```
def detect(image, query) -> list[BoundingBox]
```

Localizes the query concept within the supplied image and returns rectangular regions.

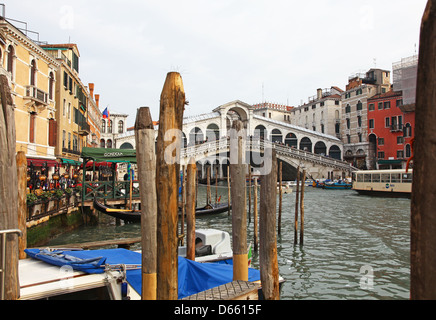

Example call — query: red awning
[27,158,59,167]
[79,161,116,169]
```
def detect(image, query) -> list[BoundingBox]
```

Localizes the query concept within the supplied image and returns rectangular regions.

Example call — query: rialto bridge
[115,100,356,180]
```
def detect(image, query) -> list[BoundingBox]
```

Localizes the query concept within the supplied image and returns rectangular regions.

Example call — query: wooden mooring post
[0,74,20,300]
[294,166,300,245]
[186,160,196,261]
[410,0,436,300]
[230,120,248,281]
[300,169,306,246]
[259,149,279,300]
[134,106,157,300]
[278,161,282,235]
[17,151,27,260]
[155,72,185,300]
[253,177,259,252]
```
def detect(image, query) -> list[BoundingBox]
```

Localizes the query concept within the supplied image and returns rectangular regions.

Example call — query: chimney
[95,94,100,107]
[317,88,323,100]
[88,83,94,99]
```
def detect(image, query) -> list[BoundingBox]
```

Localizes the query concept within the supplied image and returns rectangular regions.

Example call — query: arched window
[108,120,112,133]
[100,139,105,148]
[271,129,282,143]
[405,144,412,158]
[30,59,37,86]
[345,104,351,113]
[7,45,14,79]
[118,120,124,133]
[49,72,54,100]
[102,119,106,133]
[107,139,112,148]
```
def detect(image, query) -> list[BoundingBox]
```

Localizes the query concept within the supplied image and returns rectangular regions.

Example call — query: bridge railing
[180,137,357,171]
[81,180,140,201]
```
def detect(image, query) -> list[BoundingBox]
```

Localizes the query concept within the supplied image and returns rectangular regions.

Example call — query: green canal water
[47,183,411,300]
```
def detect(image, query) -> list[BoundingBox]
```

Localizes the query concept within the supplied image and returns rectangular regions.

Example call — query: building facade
[100,111,129,149]
[41,43,91,166]
[341,69,391,169]
[290,87,343,138]
[0,17,59,170]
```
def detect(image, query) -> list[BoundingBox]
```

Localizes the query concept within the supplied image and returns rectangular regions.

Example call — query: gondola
[93,198,231,223]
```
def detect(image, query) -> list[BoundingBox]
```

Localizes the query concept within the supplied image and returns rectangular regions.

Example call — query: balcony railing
[25,85,48,106]
[390,124,403,132]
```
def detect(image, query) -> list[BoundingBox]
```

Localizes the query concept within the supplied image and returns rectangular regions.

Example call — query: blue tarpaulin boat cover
[25,248,260,299]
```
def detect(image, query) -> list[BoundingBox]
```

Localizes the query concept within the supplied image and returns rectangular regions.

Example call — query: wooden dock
[182,280,260,300]
[42,237,142,250]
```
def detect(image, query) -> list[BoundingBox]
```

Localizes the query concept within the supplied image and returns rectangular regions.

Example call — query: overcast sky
[2,0,428,126]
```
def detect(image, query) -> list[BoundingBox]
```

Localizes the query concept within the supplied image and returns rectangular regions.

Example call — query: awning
[60,158,82,166]
[79,161,116,169]
[378,159,404,165]
[81,147,136,163]
[27,158,59,167]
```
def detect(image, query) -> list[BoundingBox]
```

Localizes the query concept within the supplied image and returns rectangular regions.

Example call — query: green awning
[378,159,403,164]
[60,158,82,166]
[81,147,137,163]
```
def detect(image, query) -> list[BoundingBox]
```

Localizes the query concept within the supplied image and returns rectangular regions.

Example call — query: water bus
[352,169,412,198]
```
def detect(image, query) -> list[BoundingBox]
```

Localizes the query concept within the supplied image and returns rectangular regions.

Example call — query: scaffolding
[393,55,418,106]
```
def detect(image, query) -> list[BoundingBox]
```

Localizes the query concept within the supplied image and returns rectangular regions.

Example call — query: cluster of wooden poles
[134,72,281,300]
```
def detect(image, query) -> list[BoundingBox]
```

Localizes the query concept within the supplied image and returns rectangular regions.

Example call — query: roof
[368,90,402,101]
[40,43,80,56]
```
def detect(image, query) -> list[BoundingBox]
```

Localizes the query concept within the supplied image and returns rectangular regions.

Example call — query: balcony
[25,85,49,106]
[390,124,403,132]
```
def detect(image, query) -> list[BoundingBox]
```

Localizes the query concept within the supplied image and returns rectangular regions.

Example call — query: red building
[367,90,415,169]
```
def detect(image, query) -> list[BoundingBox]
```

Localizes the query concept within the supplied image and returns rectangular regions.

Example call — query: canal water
[47,183,411,300]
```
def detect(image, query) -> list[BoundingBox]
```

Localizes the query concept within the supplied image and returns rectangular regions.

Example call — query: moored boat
[352,169,412,198]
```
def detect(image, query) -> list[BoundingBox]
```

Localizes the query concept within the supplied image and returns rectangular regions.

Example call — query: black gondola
[93,198,231,223]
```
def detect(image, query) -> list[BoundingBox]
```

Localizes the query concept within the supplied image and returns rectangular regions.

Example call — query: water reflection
[47,184,410,300]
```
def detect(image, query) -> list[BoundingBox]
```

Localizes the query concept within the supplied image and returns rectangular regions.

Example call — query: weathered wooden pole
[411,0,436,300]
[230,120,248,281]
[155,72,185,300]
[16,151,27,260]
[248,165,252,223]
[227,166,231,216]
[180,165,185,246]
[206,166,211,204]
[294,166,300,245]
[259,149,279,300]
[300,169,306,246]
[186,159,197,261]
[215,166,218,203]
[253,177,259,252]
[0,74,20,300]
[134,106,157,300]
[278,161,282,236]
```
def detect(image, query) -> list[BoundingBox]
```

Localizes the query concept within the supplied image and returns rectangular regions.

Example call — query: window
[347,135,351,144]
[397,150,404,159]
[357,101,363,111]
[345,104,351,113]
[358,133,362,142]
[108,120,112,133]
[62,130,66,148]
[100,139,105,148]
[107,139,112,148]
[102,119,106,133]
[397,136,404,144]
[385,117,390,128]
[29,112,36,143]
[357,116,362,127]
[49,72,54,100]
[384,101,391,109]
[269,113,271,118]
[118,120,124,133]
[378,102,383,110]
[396,99,403,107]
[404,123,412,137]
[406,144,412,158]
[369,119,374,129]
[368,103,375,111]
[346,118,350,129]
[378,152,385,159]
[63,99,66,117]
[63,71,68,88]
[378,138,384,146]
[68,133,71,149]
[7,45,14,80]
[30,59,36,86]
